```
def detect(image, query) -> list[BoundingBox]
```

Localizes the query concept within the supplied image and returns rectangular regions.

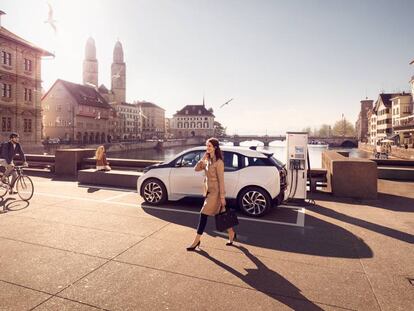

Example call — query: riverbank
[359,142,414,160]
[42,137,205,155]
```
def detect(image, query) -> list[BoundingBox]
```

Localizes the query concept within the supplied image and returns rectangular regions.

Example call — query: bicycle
[0,165,34,201]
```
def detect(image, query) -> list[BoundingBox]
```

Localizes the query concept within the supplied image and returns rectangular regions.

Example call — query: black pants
[197,213,209,235]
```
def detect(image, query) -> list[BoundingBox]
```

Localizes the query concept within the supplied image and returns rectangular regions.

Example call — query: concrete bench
[78,169,143,189]
[322,151,377,199]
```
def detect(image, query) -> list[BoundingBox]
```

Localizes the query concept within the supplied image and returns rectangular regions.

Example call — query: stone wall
[359,142,414,160]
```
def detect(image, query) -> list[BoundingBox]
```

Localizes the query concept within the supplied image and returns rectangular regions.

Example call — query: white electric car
[137,146,287,217]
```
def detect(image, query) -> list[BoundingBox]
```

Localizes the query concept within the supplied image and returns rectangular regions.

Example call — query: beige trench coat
[194,157,226,216]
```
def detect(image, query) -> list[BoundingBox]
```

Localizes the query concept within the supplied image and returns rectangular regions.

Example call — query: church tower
[111,41,126,103]
[83,37,98,86]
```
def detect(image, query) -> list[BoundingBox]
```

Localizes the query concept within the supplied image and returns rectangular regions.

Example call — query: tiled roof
[98,84,109,94]
[44,79,112,109]
[174,105,214,117]
[374,93,405,110]
[0,26,54,57]
[136,101,165,110]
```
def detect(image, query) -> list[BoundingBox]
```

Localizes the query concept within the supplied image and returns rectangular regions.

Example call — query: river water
[107,141,370,168]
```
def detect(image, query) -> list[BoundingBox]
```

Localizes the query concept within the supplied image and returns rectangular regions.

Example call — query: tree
[214,121,226,137]
[302,127,312,135]
[332,118,355,137]
[318,124,332,138]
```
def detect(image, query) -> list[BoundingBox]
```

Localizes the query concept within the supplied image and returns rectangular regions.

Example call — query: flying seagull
[112,68,123,80]
[44,2,57,33]
[138,106,148,119]
[220,98,233,108]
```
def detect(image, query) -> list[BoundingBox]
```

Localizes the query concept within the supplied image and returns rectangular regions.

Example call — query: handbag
[215,208,239,232]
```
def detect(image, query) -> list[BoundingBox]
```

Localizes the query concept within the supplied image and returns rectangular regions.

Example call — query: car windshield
[270,156,285,168]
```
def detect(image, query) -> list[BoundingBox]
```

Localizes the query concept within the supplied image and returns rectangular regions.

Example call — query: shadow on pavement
[307,203,413,244]
[311,191,414,213]
[0,197,29,213]
[197,245,324,310]
[142,201,373,259]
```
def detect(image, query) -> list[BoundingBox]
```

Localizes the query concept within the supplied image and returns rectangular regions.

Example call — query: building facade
[42,79,112,144]
[171,105,215,138]
[391,93,412,128]
[0,19,53,151]
[374,93,395,141]
[136,101,165,139]
[393,60,414,147]
[355,99,373,142]
[112,102,141,140]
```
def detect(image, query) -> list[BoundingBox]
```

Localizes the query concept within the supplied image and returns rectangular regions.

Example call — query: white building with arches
[171,104,215,138]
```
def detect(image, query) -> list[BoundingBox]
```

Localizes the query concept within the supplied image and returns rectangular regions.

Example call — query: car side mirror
[175,162,182,167]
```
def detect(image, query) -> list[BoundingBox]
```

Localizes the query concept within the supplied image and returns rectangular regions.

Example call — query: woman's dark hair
[207,137,223,161]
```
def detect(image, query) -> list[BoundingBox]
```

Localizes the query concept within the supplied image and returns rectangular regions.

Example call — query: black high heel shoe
[226,232,237,246]
[186,241,201,251]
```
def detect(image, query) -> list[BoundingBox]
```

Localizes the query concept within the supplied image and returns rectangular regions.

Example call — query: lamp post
[342,113,345,137]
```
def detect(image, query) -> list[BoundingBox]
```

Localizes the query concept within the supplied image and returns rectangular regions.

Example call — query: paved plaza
[0,176,413,310]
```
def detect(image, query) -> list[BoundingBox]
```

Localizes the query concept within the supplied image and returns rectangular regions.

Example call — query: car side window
[223,152,239,172]
[242,156,269,167]
[180,151,203,168]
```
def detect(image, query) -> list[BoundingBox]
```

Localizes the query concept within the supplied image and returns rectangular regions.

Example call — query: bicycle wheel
[16,175,34,201]
[0,176,9,198]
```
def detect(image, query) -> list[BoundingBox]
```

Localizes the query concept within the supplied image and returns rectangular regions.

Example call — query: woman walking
[186,137,236,251]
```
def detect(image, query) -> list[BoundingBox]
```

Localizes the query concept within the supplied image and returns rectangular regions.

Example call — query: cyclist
[0,133,28,194]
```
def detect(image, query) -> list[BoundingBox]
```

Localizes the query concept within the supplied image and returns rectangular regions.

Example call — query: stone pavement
[0,176,413,310]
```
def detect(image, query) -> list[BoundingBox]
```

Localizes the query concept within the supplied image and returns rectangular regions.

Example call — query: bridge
[223,135,358,147]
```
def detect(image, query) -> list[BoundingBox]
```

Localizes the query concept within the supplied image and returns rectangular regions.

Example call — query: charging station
[286,132,308,200]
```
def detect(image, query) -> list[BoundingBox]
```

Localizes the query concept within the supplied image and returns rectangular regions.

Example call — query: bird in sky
[112,68,123,80]
[138,106,148,119]
[44,2,57,33]
[220,98,233,108]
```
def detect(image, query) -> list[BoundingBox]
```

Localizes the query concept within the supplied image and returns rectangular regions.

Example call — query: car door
[169,150,205,196]
[222,151,240,198]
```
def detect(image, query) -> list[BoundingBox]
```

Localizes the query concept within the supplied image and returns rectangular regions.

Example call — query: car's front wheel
[141,178,167,205]
[238,186,271,217]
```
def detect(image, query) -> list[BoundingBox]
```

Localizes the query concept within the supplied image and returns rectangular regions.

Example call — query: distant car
[48,138,60,144]
[137,146,287,217]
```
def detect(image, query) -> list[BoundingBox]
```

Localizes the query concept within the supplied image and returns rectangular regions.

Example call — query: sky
[1,0,414,135]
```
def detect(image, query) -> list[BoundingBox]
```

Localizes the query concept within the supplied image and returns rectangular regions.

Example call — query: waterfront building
[42,79,112,143]
[135,101,165,139]
[393,60,414,147]
[0,11,53,151]
[171,104,215,138]
[374,93,399,141]
[80,38,128,141]
[165,117,173,139]
[391,93,412,128]
[356,99,373,142]
[369,106,377,145]
[113,102,141,140]
[366,108,372,144]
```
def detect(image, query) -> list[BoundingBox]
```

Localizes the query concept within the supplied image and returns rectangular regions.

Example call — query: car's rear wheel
[141,178,167,205]
[238,186,271,217]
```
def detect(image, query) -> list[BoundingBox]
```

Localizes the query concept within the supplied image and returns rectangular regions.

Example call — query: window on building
[2,51,11,66]
[2,83,11,98]
[23,119,32,132]
[24,58,33,71]
[24,88,32,101]
[1,117,12,132]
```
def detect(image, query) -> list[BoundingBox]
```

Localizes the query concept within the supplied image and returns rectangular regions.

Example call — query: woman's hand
[202,152,209,161]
